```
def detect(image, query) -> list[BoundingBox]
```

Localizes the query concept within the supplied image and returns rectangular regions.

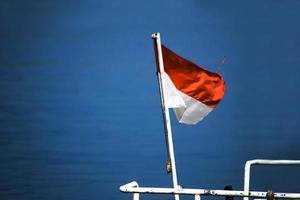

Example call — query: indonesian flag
[158,45,226,124]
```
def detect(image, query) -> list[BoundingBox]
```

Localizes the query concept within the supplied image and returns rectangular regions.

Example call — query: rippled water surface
[1,1,300,200]
[0,66,299,200]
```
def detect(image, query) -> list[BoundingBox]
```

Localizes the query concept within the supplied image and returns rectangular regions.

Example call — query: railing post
[195,194,201,200]
[133,193,139,200]
[243,159,300,200]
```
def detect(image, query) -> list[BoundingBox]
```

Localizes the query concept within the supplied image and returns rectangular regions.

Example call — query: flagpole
[152,32,180,200]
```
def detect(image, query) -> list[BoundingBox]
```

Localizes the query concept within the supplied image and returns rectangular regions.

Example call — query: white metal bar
[120,181,300,199]
[152,32,180,200]
[120,181,139,191]
[152,33,172,172]
[244,159,300,200]
[195,194,201,200]
[133,193,139,200]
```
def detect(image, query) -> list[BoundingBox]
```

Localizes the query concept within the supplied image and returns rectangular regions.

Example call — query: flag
[159,45,226,124]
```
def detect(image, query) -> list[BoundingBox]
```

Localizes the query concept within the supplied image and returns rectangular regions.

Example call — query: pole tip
[151,32,160,39]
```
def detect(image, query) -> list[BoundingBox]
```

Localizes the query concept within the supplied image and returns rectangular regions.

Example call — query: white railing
[120,159,300,200]
[243,159,300,200]
[120,181,300,200]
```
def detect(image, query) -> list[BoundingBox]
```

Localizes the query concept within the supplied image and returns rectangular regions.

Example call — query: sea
[0,66,299,200]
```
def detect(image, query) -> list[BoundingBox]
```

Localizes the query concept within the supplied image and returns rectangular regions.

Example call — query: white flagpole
[152,32,180,200]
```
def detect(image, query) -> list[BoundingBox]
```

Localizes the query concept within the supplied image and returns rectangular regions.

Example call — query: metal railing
[243,159,300,200]
[120,159,300,200]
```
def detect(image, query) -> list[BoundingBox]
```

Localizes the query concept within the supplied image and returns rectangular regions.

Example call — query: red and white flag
[159,45,226,124]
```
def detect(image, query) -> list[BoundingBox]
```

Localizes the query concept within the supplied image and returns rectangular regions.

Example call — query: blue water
[0,66,299,200]
[1,1,300,200]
